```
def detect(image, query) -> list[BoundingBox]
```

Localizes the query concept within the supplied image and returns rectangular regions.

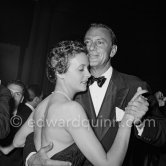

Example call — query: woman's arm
[65,89,147,166]
[65,101,133,166]
[13,111,34,147]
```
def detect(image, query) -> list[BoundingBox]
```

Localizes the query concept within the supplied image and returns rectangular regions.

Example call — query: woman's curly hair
[46,40,88,83]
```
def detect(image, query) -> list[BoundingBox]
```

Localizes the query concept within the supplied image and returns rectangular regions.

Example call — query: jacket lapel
[98,70,129,140]
[75,69,129,141]
[76,90,97,126]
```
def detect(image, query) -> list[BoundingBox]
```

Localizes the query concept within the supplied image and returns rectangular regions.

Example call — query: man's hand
[125,87,149,124]
[27,143,71,166]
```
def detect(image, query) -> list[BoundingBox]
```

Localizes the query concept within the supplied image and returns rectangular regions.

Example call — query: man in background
[7,80,25,116]
[17,84,43,125]
[0,80,26,166]
[0,80,11,140]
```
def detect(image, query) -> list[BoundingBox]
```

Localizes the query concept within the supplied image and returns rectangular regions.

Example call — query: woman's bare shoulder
[62,101,86,118]
[34,94,51,118]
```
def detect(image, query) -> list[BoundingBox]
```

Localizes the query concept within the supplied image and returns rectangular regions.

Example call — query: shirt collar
[25,102,35,112]
[101,66,113,81]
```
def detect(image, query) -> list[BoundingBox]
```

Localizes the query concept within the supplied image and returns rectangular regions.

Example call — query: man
[24,23,166,166]
[7,80,25,116]
[153,91,166,166]
[17,84,43,125]
[0,82,11,140]
[0,80,26,166]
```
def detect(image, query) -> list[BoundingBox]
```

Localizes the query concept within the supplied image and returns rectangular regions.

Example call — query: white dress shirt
[25,103,35,112]
[89,67,144,135]
[89,67,113,116]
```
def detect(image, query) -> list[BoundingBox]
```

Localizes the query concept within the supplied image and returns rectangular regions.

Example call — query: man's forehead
[8,84,23,93]
[85,27,110,40]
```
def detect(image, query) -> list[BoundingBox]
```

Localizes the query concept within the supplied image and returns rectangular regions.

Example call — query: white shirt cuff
[136,125,144,136]
[25,152,36,166]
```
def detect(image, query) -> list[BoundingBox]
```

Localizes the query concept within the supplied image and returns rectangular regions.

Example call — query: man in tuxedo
[24,23,166,166]
[7,80,25,116]
[0,83,11,140]
[0,80,26,166]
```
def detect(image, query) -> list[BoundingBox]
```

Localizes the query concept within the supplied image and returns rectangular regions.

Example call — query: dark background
[0,0,165,95]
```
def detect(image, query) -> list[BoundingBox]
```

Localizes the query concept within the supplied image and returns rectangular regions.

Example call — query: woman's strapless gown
[50,143,85,166]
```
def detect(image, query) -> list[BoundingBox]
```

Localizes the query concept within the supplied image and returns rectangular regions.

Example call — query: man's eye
[79,69,84,72]
[84,40,90,46]
[96,40,104,45]
[15,92,22,96]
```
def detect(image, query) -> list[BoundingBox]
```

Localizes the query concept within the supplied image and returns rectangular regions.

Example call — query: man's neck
[90,63,111,77]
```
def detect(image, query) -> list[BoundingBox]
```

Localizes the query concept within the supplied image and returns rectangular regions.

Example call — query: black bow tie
[88,76,106,87]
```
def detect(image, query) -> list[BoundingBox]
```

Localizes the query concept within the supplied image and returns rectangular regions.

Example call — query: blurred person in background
[17,84,43,125]
[155,91,166,108]
[7,80,25,116]
[0,80,26,166]
[0,80,11,141]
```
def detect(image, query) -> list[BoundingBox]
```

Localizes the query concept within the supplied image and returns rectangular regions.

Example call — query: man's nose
[89,42,96,51]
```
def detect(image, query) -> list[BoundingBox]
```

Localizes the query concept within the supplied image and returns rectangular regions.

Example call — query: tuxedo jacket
[23,69,166,166]
[17,103,33,127]
[0,85,11,140]
[6,103,33,166]
[76,69,166,166]
[0,86,23,166]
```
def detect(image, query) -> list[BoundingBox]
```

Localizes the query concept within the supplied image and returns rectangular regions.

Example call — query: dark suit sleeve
[23,132,36,163]
[17,104,32,126]
[0,85,11,139]
[135,93,166,147]
[127,80,166,147]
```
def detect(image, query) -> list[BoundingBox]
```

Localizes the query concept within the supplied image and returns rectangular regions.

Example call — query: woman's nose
[86,70,91,78]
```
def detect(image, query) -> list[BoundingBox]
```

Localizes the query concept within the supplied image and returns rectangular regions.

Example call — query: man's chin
[90,61,98,67]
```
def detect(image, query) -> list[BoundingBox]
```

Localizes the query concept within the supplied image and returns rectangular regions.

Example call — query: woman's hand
[124,87,149,125]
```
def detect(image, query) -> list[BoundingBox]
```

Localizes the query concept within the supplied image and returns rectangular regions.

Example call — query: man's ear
[21,96,24,103]
[110,45,117,58]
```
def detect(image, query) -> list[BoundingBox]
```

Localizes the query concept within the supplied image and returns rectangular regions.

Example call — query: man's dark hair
[7,80,26,95]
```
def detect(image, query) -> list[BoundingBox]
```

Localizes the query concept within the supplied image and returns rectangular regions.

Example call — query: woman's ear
[56,72,65,79]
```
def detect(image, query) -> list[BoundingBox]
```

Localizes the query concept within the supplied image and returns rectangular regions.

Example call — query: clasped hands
[125,87,149,125]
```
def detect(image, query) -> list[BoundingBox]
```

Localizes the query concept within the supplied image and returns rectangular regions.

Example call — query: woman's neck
[54,84,74,101]
[54,90,72,101]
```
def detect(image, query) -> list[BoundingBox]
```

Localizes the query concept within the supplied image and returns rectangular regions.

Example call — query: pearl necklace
[54,91,71,101]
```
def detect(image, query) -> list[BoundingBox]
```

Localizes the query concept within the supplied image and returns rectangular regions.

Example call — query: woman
[0,41,146,166]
